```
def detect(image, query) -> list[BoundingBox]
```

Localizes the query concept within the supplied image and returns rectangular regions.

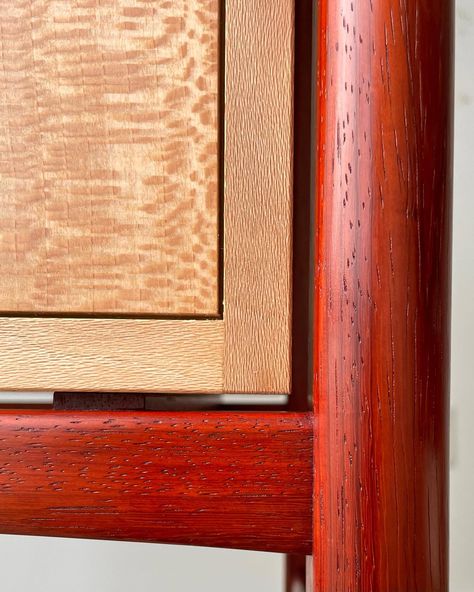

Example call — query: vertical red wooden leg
[313,0,454,590]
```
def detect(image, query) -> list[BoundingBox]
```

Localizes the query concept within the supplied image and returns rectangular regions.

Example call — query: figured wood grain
[313,0,453,590]
[0,0,219,315]
[0,318,224,392]
[223,0,294,393]
[0,411,313,554]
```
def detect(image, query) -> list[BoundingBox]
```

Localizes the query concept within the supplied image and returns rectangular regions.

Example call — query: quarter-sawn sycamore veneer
[0,0,219,316]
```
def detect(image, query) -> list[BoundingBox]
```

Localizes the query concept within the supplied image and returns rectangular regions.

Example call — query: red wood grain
[313,0,453,590]
[0,411,312,554]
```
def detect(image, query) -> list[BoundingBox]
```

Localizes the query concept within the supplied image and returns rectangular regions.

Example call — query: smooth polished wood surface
[0,411,312,554]
[0,0,219,316]
[313,0,453,590]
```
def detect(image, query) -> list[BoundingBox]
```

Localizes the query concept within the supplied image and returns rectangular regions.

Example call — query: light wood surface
[0,0,219,315]
[0,0,294,393]
[223,0,294,393]
[0,317,223,392]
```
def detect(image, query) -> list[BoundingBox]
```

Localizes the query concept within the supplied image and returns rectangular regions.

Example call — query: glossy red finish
[0,411,312,554]
[313,0,454,590]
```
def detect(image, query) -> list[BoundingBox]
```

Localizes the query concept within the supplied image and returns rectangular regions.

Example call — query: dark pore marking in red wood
[0,411,312,554]
[313,0,453,590]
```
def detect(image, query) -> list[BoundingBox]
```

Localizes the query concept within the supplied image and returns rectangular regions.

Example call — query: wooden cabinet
[0,0,294,393]
[0,1,455,589]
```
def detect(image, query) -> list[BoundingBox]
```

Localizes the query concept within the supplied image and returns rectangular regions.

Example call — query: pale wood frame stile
[0,1,294,394]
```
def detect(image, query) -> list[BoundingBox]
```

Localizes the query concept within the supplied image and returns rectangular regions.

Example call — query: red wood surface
[313,0,453,590]
[0,411,312,554]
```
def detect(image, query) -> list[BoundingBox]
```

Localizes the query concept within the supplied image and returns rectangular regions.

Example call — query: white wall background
[0,2,473,590]
[0,538,283,592]
[450,1,474,591]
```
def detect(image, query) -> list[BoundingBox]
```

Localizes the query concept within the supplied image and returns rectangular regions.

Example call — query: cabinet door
[0,0,294,394]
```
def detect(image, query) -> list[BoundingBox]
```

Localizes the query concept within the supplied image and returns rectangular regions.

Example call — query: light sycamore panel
[0,0,219,315]
[0,318,223,392]
[223,0,294,393]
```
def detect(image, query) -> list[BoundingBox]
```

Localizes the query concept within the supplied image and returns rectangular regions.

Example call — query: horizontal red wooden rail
[0,411,312,554]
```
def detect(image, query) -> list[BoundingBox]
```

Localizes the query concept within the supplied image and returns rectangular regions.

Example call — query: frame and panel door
[0,0,294,394]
